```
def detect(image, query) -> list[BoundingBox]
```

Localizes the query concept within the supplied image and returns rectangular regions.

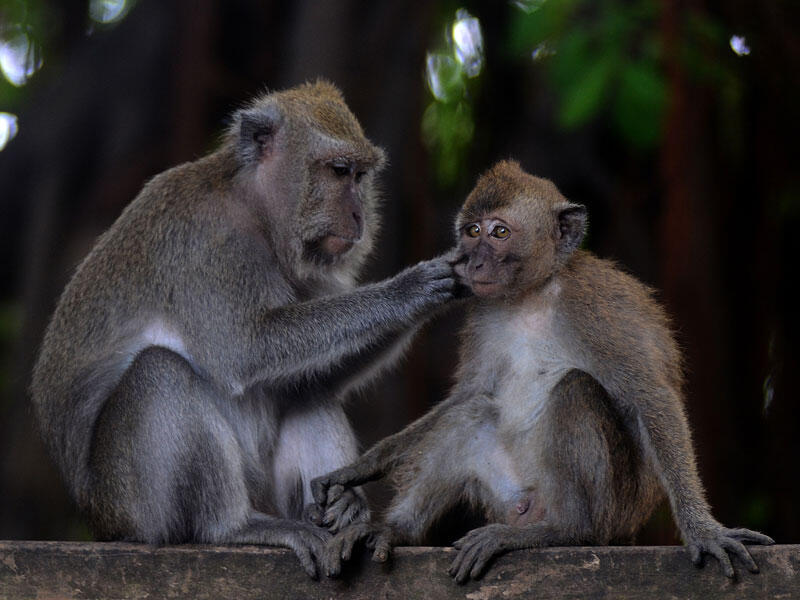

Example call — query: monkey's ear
[555,203,587,254]
[236,104,283,165]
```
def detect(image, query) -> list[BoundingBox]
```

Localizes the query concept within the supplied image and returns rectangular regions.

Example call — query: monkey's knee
[546,369,647,538]
[88,347,248,543]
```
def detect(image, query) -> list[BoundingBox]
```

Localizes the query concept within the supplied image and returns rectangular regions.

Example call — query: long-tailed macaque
[312,160,773,581]
[30,80,460,578]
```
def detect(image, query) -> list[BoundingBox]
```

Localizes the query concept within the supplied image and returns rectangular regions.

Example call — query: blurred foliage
[421,8,483,187]
[508,0,667,149]
[420,0,755,180]
[0,0,133,145]
[0,0,46,106]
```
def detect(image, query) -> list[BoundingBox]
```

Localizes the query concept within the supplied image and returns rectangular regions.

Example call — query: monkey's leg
[322,426,471,578]
[88,346,329,578]
[310,386,471,510]
[622,383,774,577]
[450,370,627,583]
[272,404,369,534]
[323,477,466,578]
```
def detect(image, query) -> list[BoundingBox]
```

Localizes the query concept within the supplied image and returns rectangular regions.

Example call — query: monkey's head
[230,80,386,278]
[453,160,586,300]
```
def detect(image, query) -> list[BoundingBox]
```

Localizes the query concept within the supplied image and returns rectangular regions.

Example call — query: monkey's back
[30,147,278,499]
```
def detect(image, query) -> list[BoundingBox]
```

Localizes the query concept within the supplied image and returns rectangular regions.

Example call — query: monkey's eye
[331,163,352,177]
[466,224,481,238]
[491,225,511,239]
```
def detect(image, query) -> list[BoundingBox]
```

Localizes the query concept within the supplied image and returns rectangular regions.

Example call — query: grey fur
[312,160,773,581]
[30,81,457,578]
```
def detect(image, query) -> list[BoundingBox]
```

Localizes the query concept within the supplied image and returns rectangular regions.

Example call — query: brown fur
[313,160,772,582]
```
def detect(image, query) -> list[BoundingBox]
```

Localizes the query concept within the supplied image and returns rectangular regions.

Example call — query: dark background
[0,0,797,546]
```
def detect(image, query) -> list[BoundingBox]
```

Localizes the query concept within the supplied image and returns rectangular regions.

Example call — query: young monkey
[312,160,773,582]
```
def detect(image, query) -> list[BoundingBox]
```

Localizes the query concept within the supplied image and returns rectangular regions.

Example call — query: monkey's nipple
[515,497,530,515]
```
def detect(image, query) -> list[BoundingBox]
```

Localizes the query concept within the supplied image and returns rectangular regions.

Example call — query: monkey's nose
[352,211,363,238]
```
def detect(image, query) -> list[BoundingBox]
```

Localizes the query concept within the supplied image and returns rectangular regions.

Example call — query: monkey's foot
[450,524,516,583]
[259,519,332,580]
[686,524,775,578]
[323,522,394,578]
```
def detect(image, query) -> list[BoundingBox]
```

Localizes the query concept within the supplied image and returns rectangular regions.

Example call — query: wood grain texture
[1,542,797,599]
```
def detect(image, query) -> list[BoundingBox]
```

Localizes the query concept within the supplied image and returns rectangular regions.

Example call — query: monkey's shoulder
[558,251,681,382]
[560,251,671,329]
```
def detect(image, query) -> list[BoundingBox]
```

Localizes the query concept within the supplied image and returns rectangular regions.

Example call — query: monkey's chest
[492,326,573,432]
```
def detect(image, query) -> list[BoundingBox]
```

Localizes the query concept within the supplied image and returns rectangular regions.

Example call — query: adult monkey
[313,160,773,581]
[31,80,459,577]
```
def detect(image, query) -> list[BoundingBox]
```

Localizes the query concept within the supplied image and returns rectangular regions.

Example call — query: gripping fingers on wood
[368,527,395,563]
[725,527,775,546]
[720,538,759,573]
[286,526,330,579]
[688,524,773,578]
[322,522,375,578]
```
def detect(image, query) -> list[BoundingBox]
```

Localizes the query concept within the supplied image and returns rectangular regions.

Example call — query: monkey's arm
[234,255,455,389]
[633,385,774,577]
[310,384,470,510]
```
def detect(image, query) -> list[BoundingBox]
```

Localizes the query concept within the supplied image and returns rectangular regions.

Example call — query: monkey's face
[454,161,587,300]
[454,215,526,298]
[233,80,386,273]
[299,152,382,265]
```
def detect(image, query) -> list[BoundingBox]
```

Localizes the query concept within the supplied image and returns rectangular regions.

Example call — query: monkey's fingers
[444,247,467,266]
[689,542,703,567]
[294,544,319,579]
[709,543,736,579]
[724,527,775,546]
[322,483,345,507]
[370,531,393,563]
[286,528,328,579]
[325,522,376,577]
[322,535,347,578]
[690,540,735,579]
[302,502,325,526]
[310,476,331,506]
[449,529,480,581]
[720,537,760,573]
[450,542,485,583]
[324,490,370,533]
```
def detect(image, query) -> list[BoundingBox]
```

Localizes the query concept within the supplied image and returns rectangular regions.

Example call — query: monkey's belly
[469,421,549,526]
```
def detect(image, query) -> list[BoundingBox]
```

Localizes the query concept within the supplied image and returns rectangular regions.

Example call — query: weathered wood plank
[0,541,797,599]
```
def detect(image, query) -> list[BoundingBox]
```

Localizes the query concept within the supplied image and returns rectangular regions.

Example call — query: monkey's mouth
[303,234,359,264]
[319,234,359,256]
[470,279,502,296]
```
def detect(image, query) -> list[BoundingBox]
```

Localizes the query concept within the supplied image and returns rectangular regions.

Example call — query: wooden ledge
[1,541,798,599]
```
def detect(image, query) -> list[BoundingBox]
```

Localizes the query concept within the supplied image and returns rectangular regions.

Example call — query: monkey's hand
[393,254,460,311]
[450,524,518,583]
[304,484,370,534]
[446,247,473,299]
[311,467,357,506]
[276,520,334,579]
[684,521,775,578]
[323,522,396,578]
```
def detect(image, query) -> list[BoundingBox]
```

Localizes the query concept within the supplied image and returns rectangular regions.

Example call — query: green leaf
[557,56,614,128]
[612,61,667,148]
